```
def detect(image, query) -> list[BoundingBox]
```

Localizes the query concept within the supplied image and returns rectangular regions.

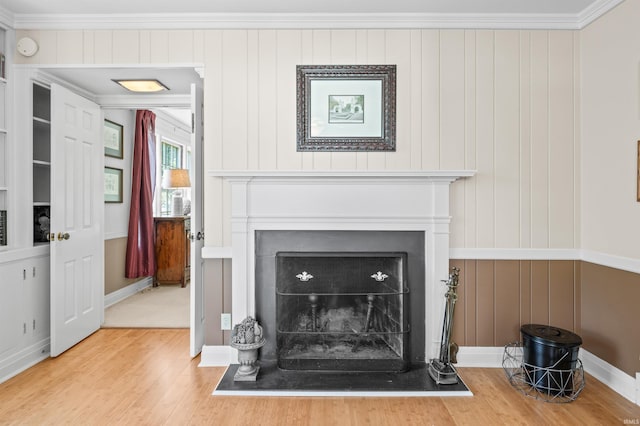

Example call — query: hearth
[276,252,408,371]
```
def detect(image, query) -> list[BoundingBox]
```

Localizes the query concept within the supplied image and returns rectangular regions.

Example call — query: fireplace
[255,230,426,372]
[207,170,474,368]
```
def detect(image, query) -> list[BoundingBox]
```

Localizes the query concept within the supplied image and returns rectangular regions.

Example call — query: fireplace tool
[429,267,460,385]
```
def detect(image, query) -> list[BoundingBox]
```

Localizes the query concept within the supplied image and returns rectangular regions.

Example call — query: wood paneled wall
[450,259,581,347]
[581,262,640,377]
[15,28,579,250]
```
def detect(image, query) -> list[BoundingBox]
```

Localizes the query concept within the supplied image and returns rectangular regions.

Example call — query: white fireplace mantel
[204,169,475,363]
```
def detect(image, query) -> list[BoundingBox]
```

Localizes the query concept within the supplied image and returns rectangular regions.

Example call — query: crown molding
[576,0,625,29]
[8,2,623,31]
[0,5,14,29]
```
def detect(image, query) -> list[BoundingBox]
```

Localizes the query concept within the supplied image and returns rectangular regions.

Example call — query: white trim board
[450,248,640,277]
[103,277,152,309]
[9,1,625,31]
[0,339,50,385]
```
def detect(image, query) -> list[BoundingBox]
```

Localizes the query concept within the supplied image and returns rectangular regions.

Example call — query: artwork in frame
[104,119,123,159]
[296,65,396,151]
[104,166,123,203]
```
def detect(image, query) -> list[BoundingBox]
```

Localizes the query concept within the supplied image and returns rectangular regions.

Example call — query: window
[160,140,182,216]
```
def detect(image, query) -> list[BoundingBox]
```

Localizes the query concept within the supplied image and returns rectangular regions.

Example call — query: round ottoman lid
[520,324,582,347]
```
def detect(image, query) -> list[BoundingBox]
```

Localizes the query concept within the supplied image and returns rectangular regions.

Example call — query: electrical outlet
[221,313,232,330]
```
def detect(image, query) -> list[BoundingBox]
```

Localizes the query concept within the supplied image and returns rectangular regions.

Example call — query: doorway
[28,64,205,355]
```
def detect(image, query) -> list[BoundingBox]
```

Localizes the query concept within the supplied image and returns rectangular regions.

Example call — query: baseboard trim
[580,349,638,405]
[0,339,50,385]
[198,345,236,367]
[104,277,153,309]
[455,346,505,368]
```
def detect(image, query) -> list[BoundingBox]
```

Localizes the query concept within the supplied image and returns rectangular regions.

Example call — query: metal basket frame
[502,342,585,403]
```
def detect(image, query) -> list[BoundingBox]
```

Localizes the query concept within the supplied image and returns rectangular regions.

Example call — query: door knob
[57,232,70,241]
[196,232,204,241]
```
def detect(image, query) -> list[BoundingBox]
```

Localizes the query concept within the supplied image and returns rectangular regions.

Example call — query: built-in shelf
[32,83,51,246]
[32,117,50,125]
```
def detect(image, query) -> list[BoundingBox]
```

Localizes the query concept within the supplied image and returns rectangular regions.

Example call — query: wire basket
[502,342,585,403]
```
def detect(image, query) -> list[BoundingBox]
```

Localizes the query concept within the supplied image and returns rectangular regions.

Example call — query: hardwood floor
[0,329,638,425]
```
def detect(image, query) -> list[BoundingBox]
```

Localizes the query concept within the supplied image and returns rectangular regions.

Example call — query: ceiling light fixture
[112,79,169,93]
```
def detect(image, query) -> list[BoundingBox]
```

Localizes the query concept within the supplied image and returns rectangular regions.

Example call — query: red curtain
[125,110,157,278]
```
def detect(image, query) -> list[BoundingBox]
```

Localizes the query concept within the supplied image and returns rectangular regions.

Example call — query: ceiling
[44,67,200,97]
[0,0,625,30]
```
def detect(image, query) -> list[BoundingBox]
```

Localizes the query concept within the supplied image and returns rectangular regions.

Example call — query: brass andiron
[428,266,461,385]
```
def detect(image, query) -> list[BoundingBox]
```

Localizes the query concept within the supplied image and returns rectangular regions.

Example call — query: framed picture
[104,167,123,203]
[104,119,123,159]
[296,65,396,152]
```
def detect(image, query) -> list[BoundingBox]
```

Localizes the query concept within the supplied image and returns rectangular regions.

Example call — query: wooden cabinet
[154,216,190,287]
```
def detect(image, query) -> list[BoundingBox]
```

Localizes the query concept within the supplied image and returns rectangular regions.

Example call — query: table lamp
[162,169,191,216]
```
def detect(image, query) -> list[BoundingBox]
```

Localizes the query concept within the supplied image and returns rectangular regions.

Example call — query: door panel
[190,83,204,357]
[50,83,103,357]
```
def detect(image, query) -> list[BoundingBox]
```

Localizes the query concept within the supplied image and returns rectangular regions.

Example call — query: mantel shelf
[208,170,476,181]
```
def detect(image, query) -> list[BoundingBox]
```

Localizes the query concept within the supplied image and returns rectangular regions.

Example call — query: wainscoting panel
[450,259,580,348]
[581,262,640,377]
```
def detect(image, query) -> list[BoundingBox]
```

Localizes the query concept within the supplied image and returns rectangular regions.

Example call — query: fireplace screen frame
[275,251,409,372]
[254,230,426,370]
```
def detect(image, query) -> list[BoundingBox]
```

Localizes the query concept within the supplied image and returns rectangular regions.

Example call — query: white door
[190,83,205,357]
[49,83,104,357]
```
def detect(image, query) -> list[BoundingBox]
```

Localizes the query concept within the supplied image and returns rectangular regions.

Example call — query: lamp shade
[162,169,191,189]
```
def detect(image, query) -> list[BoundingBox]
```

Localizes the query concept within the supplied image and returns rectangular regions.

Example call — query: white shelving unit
[32,83,51,245]
[0,28,8,247]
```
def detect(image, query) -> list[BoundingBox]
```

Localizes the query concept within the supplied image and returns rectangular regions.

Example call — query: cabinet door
[0,261,24,357]
[25,256,50,343]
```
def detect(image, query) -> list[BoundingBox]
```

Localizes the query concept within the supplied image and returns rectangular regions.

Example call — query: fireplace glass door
[276,252,409,372]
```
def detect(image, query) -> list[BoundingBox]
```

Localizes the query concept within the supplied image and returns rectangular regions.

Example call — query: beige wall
[104,237,139,295]
[14,28,579,251]
[581,0,640,259]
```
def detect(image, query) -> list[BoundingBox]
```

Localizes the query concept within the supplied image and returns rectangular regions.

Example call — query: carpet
[103,284,190,328]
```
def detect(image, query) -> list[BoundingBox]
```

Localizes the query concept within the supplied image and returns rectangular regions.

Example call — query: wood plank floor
[0,329,638,425]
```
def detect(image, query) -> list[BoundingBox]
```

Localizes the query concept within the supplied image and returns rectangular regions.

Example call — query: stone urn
[230,316,265,381]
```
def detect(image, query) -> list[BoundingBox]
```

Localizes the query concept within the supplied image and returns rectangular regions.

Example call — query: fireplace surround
[211,170,474,364]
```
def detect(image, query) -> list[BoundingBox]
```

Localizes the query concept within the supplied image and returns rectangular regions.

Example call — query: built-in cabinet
[0,37,54,382]
[0,254,50,381]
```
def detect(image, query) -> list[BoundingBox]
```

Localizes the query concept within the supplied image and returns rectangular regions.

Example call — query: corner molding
[10,3,622,31]
[0,6,14,29]
[576,0,625,28]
